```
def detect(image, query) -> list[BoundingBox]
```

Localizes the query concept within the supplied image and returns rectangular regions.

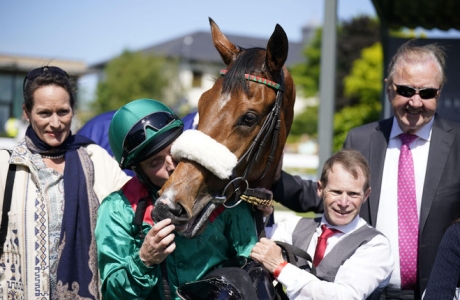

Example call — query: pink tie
[313,224,340,267]
[398,133,419,290]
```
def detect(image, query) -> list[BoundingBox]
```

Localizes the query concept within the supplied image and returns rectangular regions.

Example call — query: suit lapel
[367,118,393,226]
[419,116,454,234]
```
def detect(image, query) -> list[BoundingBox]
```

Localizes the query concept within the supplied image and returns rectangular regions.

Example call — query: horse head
[152,17,296,238]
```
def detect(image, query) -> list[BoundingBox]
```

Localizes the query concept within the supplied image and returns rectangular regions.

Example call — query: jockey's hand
[250,237,284,273]
[139,218,176,266]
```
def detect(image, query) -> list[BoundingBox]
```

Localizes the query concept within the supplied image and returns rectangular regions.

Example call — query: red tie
[313,224,340,267]
[398,133,419,290]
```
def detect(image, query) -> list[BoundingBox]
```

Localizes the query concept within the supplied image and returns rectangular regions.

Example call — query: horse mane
[221,47,267,95]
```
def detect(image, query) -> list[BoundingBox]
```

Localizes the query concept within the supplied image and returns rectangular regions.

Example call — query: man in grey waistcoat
[251,149,394,299]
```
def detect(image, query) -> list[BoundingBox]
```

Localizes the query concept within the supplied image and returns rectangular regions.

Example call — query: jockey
[95,98,258,300]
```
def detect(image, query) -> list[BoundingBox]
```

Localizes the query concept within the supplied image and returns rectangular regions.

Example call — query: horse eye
[239,112,258,127]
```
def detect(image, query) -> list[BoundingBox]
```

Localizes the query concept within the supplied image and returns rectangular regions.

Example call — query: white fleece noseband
[171,130,237,179]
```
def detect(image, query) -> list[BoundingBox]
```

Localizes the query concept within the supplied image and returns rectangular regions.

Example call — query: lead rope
[161,261,171,300]
[133,197,172,299]
[133,198,149,238]
[255,209,266,238]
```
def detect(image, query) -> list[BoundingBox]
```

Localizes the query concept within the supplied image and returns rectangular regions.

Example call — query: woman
[95,99,258,299]
[424,218,460,299]
[0,66,130,299]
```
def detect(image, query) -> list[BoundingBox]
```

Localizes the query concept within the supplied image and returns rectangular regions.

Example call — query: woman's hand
[139,218,176,266]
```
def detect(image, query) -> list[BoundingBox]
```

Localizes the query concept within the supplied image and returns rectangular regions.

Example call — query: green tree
[335,16,380,110]
[289,16,380,143]
[288,104,319,141]
[92,50,179,114]
[333,42,383,151]
[290,16,380,108]
[290,28,323,98]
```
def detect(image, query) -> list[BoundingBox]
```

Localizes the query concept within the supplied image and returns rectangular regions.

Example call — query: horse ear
[209,17,240,66]
[266,24,289,73]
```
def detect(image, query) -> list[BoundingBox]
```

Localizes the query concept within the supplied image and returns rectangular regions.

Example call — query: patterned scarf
[25,126,100,299]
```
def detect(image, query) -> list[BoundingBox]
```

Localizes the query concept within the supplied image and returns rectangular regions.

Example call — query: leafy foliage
[290,16,380,108]
[335,16,380,110]
[333,42,383,151]
[333,102,382,151]
[290,28,323,98]
[343,42,383,104]
[289,16,381,146]
[92,50,178,114]
[289,104,319,140]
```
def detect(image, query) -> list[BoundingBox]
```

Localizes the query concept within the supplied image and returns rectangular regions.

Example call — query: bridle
[213,69,285,208]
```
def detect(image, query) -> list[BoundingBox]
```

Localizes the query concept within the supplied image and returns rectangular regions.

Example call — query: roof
[372,0,460,31]
[92,31,306,69]
[0,54,87,75]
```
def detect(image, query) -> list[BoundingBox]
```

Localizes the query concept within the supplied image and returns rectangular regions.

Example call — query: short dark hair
[320,149,370,192]
[23,66,76,112]
[386,40,447,89]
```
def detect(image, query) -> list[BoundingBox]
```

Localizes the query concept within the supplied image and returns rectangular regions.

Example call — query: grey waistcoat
[291,217,383,300]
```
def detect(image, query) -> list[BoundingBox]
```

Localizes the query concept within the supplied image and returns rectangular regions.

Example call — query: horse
[151,17,296,238]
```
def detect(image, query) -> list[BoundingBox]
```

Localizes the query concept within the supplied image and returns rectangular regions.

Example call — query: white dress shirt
[267,215,394,299]
[376,116,433,288]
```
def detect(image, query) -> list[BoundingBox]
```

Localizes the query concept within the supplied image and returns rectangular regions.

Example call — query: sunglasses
[122,111,179,154]
[23,66,69,91]
[392,83,439,100]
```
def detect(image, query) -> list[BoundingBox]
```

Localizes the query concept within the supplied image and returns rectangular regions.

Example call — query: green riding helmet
[109,98,184,169]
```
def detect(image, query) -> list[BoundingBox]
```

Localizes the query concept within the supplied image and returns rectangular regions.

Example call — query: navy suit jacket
[343,114,460,298]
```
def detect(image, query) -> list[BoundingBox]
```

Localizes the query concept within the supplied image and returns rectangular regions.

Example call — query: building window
[0,73,24,136]
[192,71,202,88]
[0,74,13,102]
[0,74,13,135]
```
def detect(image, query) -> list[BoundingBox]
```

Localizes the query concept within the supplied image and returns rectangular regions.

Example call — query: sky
[2,0,459,103]
[1,0,379,65]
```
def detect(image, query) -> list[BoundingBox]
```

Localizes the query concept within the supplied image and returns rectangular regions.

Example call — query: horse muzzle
[151,193,218,239]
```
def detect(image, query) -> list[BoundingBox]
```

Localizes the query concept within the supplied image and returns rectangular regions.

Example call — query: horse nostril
[170,204,184,217]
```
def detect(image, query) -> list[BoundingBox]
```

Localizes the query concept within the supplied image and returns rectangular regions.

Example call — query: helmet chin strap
[132,165,159,192]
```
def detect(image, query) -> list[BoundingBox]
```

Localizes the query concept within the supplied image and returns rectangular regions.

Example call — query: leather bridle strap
[216,70,284,218]
[233,71,285,183]
[220,70,281,90]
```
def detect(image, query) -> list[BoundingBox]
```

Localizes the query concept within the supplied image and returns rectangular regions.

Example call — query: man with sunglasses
[342,40,460,299]
[95,99,258,299]
[272,40,460,299]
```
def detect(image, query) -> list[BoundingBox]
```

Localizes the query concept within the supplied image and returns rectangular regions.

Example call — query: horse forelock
[222,47,266,95]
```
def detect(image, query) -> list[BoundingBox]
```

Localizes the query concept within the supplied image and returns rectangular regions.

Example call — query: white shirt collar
[320,215,361,234]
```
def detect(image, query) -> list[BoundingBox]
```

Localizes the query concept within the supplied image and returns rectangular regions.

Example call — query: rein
[217,69,285,210]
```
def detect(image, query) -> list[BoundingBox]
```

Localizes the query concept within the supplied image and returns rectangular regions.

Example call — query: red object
[313,224,340,267]
[122,177,154,225]
[208,204,226,222]
[274,261,288,279]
